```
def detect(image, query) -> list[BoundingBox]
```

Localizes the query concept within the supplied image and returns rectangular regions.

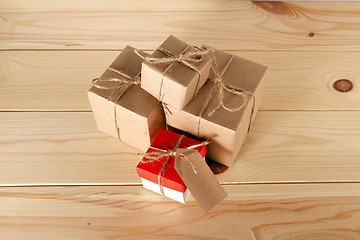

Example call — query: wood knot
[309,32,315,37]
[333,79,353,92]
[206,158,228,175]
[252,1,292,16]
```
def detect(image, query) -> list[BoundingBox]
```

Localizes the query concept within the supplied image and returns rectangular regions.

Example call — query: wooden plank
[3,1,357,12]
[2,0,237,12]
[1,50,359,111]
[1,184,360,239]
[1,111,360,186]
[1,1,360,50]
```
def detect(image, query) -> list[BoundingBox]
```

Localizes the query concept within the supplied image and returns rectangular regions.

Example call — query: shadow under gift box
[140,35,212,110]
[166,47,268,167]
[88,46,165,152]
[136,129,207,203]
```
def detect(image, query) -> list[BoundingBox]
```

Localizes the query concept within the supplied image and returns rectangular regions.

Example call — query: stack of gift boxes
[88,35,268,212]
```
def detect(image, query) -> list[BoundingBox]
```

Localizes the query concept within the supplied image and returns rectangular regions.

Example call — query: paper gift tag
[174,149,227,213]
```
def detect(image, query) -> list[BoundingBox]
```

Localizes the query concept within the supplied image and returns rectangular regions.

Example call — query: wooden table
[1,1,360,239]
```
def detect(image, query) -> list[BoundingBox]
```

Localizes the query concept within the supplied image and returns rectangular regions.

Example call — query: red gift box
[136,129,207,195]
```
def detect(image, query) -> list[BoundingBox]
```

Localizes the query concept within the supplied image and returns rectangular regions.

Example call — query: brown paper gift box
[140,35,212,110]
[88,46,165,152]
[166,47,268,166]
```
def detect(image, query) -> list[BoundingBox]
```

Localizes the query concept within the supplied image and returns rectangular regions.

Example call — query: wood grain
[1,1,360,237]
[4,0,358,12]
[1,184,360,239]
[1,111,360,186]
[1,1,360,50]
[1,50,359,111]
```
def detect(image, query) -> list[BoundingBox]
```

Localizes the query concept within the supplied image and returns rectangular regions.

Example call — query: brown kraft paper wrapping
[140,35,212,110]
[166,47,268,166]
[88,46,165,152]
[174,149,227,213]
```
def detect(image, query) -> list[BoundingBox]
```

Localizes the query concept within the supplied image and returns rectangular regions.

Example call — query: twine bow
[139,135,210,195]
[92,67,141,140]
[196,50,256,137]
[135,46,212,100]
[92,67,141,103]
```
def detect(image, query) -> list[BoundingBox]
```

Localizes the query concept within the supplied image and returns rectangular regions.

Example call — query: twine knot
[206,60,252,117]
[92,67,141,103]
[197,50,256,137]
[134,46,212,100]
[139,135,210,195]
[92,66,142,140]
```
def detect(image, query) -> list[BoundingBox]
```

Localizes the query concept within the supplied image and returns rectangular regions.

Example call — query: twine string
[196,50,256,137]
[134,46,211,131]
[179,153,198,174]
[159,94,172,130]
[207,56,251,116]
[139,136,210,195]
[92,67,141,140]
[92,67,141,102]
[134,47,212,100]
[156,135,184,195]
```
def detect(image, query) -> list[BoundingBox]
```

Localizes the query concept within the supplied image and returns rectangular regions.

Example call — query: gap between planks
[3,49,360,53]
[2,181,360,188]
[2,110,360,113]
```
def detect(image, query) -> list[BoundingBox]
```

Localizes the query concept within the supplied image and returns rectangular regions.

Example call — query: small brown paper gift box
[88,46,165,152]
[140,35,213,110]
[166,47,268,166]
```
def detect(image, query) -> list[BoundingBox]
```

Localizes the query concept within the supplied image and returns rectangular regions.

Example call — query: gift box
[88,46,165,152]
[140,35,213,110]
[165,47,268,166]
[136,129,207,203]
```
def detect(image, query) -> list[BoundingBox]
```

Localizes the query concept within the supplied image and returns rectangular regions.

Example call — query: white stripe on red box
[140,178,190,203]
